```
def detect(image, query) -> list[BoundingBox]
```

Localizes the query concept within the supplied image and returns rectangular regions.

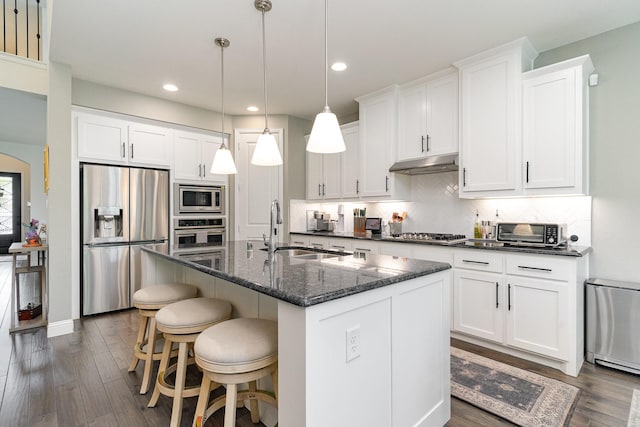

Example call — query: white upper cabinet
[455,38,538,198]
[174,130,228,184]
[128,123,172,167]
[522,55,594,195]
[340,121,360,198]
[397,70,458,161]
[356,86,410,200]
[305,136,342,200]
[77,111,172,167]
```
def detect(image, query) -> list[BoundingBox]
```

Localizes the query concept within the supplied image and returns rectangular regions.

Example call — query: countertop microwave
[174,184,224,215]
[496,223,567,247]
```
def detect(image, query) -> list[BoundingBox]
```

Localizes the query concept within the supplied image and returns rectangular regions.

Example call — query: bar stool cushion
[132,284,197,310]
[195,318,278,374]
[155,298,232,334]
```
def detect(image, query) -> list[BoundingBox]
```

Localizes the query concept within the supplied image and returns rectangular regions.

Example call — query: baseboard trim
[47,319,74,337]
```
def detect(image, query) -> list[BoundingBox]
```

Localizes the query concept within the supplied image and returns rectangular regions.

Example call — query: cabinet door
[397,84,427,161]
[341,122,360,198]
[77,113,128,164]
[505,277,569,360]
[459,55,518,194]
[174,131,202,181]
[201,135,228,184]
[289,235,310,247]
[453,270,504,343]
[426,74,458,156]
[359,91,396,197]
[308,236,330,250]
[322,153,341,199]
[306,150,324,200]
[128,123,172,167]
[522,67,577,191]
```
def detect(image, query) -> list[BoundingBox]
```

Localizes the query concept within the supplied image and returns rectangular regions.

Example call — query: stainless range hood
[388,153,459,175]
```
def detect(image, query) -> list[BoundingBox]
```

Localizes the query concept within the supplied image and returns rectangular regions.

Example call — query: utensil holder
[354,217,366,234]
[389,222,402,236]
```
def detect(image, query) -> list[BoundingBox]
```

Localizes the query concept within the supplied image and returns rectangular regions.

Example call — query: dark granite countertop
[143,241,451,308]
[290,231,591,257]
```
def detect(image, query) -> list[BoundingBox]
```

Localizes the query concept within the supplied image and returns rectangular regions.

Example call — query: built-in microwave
[174,184,224,215]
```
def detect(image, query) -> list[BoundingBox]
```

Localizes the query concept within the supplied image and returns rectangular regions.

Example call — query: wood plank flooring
[1,254,639,426]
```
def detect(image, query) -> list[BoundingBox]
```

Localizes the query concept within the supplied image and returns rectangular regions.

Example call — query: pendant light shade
[210,37,238,175]
[251,0,283,166]
[307,0,345,154]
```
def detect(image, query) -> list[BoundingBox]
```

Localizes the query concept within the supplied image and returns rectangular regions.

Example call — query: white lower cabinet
[452,249,587,376]
[505,277,568,360]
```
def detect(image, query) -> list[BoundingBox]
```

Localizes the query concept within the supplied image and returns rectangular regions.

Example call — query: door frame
[0,172,22,254]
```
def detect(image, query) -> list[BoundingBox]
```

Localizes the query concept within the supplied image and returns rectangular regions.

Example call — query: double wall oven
[173,217,226,249]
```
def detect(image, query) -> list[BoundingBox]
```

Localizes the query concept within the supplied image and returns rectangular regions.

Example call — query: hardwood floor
[1,255,639,426]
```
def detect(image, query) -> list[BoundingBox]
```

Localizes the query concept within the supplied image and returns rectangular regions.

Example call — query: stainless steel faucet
[263,199,282,255]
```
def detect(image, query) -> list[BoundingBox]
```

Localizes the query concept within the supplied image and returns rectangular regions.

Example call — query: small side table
[9,242,48,333]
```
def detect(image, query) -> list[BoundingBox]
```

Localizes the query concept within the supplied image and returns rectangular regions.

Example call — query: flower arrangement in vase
[23,218,42,246]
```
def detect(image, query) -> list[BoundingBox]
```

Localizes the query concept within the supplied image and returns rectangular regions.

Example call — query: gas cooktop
[385,232,467,245]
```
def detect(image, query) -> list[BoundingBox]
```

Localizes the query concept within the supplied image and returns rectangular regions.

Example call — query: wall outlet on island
[346,325,361,363]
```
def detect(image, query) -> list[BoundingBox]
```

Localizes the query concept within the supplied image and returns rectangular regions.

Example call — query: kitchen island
[141,242,452,427]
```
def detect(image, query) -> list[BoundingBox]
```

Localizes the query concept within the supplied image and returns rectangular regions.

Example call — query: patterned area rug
[451,347,580,426]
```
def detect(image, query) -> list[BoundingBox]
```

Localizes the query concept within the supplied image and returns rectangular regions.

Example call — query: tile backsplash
[290,172,592,245]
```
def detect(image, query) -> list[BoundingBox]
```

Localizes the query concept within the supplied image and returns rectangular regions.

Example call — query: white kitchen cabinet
[351,239,380,255]
[455,38,537,198]
[174,130,228,184]
[452,249,588,376]
[128,123,172,167]
[522,55,594,195]
[305,149,341,200]
[340,122,361,198]
[328,239,353,252]
[289,235,310,247]
[505,276,569,360]
[76,111,172,167]
[356,86,410,200]
[397,70,458,161]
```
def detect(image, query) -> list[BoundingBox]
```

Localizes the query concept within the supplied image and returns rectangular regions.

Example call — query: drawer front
[454,250,503,273]
[506,254,572,281]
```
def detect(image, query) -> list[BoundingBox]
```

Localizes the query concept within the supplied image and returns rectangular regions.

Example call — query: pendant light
[210,37,238,174]
[306,0,345,154]
[251,0,283,166]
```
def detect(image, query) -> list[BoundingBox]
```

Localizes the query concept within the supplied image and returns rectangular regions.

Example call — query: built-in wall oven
[173,217,226,250]
[175,247,226,271]
[174,184,224,215]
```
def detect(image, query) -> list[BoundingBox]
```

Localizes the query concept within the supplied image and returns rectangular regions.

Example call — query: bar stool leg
[140,316,158,394]
[271,367,278,401]
[148,337,172,407]
[193,375,213,427]
[223,383,238,427]
[129,314,149,372]
[248,380,260,423]
[170,341,189,427]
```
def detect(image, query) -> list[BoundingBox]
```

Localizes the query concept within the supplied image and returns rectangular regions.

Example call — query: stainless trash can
[585,278,640,374]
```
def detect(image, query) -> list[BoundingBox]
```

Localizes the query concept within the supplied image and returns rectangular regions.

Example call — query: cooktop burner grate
[389,232,467,244]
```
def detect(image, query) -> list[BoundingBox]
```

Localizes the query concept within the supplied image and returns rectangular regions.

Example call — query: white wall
[536,21,640,281]
[0,144,47,226]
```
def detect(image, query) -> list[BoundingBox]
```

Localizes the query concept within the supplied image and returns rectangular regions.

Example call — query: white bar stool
[128,283,198,394]
[193,318,278,427]
[148,297,232,427]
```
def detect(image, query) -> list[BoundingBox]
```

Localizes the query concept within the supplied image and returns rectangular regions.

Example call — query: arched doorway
[0,172,21,253]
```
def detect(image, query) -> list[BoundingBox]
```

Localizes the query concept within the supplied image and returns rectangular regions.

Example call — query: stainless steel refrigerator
[81,164,169,316]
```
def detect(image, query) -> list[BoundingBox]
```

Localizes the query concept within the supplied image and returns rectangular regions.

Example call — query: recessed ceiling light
[163,83,178,92]
[331,62,347,72]
[246,106,259,112]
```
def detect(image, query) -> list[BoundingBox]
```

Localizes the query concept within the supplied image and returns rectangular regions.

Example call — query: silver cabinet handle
[130,144,134,159]
[496,282,499,308]
[462,259,489,265]
[526,161,530,183]
[355,247,371,252]
[332,245,345,249]
[508,284,512,311]
[356,179,359,194]
[385,176,389,192]
[426,134,431,152]
[517,265,552,272]
[121,142,126,158]
[322,183,326,196]
[318,184,321,196]
[463,168,467,187]
[202,163,206,178]
[312,243,323,248]
[421,135,425,152]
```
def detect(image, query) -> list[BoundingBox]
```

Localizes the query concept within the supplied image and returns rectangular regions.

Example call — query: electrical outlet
[346,325,361,362]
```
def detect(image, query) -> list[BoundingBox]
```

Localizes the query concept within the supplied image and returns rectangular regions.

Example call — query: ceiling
[4,0,640,148]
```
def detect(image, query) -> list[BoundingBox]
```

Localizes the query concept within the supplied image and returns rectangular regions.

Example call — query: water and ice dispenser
[94,206,123,239]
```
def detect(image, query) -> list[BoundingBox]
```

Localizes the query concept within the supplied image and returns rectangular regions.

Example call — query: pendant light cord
[324,0,329,110]
[261,9,270,131]
[220,42,226,148]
